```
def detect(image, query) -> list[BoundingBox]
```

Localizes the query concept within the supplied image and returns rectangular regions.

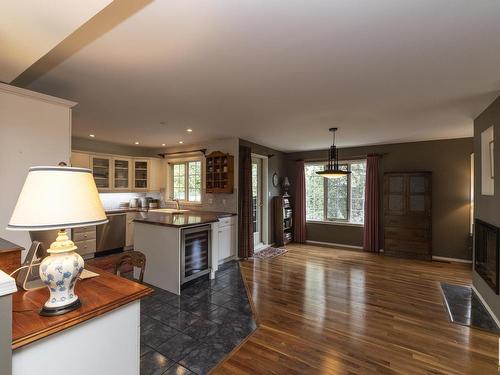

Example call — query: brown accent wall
[287,137,473,260]
[472,96,500,319]
[239,139,288,245]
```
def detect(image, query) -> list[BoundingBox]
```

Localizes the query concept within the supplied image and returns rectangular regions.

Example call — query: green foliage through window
[305,160,366,224]
[171,161,202,202]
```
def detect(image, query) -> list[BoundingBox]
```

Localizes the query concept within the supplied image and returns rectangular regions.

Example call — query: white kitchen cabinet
[133,159,150,190]
[72,151,163,192]
[149,158,165,191]
[217,216,236,262]
[71,152,90,169]
[91,156,112,190]
[125,212,135,249]
[113,157,132,190]
[72,226,96,258]
[218,225,232,260]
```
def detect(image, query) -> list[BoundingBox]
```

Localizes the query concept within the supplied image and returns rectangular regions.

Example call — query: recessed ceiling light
[134,141,139,145]
[161,143,166,146]
[179,141,184,144]
[186,128,193,133]
[89,134,95,138]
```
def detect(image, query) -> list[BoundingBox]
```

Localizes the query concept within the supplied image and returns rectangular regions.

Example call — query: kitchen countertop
[133,210,236,228]
[12,265,152,349]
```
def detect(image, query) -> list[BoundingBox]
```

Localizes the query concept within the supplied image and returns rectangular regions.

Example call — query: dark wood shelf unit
[205,151,234,193]
[383,172,432,260]
[274,195,293,247]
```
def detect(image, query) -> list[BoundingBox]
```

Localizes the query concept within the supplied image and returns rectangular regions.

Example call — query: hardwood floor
[212,243,498,374]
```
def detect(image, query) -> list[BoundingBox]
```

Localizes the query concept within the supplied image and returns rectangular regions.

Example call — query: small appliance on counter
[149,199,159,209]
[139,197,153,209]
[129,197,139,208]
[119,202,130,209]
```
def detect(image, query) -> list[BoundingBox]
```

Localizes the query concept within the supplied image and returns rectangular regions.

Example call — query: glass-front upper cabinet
[91,156,111,189]
[113,158,131,190]
[134,160,149,190]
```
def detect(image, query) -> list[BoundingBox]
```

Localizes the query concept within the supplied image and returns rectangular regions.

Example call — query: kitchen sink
[151,208,190,214]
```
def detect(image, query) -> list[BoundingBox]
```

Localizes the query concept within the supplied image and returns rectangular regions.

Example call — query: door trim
[251,153,269,248]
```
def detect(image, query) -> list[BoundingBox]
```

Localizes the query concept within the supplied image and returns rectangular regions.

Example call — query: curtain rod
[296,152,386,162]
[158,149,207,158]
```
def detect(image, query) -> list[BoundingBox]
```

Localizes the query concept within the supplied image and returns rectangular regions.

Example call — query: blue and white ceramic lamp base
[39,229,84,316]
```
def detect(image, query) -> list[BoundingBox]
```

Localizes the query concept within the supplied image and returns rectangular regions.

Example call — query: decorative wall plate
[272,172,279,187]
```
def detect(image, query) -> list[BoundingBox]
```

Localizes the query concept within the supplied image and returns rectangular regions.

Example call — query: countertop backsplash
[99,189,237,214]
[99,192,161,211]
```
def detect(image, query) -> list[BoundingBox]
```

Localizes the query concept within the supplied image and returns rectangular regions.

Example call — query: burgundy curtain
[363,155,380,252]
[293,160,306,243]
[238,146,254,258]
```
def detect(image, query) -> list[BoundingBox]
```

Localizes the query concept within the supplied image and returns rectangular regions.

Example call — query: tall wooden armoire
[383,172,432,260]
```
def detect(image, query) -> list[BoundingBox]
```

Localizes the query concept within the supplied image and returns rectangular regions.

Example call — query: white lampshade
[7,166,108,231]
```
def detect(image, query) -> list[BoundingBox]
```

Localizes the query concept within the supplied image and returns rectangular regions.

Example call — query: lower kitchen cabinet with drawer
[72,226,97,259]
[217,216,237,263]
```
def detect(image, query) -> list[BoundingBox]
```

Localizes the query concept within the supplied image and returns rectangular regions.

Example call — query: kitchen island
[134,209,237,294]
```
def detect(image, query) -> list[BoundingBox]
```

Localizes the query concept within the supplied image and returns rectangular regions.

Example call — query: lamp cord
[9,263,42,277]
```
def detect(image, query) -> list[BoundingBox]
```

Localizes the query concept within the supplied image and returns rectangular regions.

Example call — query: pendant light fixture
[316,127,351,178]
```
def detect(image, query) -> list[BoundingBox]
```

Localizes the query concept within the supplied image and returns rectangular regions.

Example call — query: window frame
[167,157,204,205]
[305,159,366,227]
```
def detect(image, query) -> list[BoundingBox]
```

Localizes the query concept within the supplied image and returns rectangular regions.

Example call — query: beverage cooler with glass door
[181,225,211,284]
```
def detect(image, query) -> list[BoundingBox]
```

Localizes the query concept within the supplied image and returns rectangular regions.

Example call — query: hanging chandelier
[316,127,351,178]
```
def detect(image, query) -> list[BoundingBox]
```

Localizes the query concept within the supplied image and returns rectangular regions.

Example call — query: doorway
[251,154,268,250]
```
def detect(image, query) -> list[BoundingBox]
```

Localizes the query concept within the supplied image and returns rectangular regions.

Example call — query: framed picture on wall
[490,140,494,179]
[481,126,494,195]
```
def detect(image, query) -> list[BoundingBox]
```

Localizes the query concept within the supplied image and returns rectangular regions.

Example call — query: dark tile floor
[140,261,256,375]
[441,282,500,334]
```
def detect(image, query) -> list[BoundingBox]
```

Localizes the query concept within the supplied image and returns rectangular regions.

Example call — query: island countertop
[133,210,236,228]
[12,265,152,349]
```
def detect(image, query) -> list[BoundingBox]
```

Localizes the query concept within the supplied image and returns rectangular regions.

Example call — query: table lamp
[282,176,291,196]
[7,165,108,316]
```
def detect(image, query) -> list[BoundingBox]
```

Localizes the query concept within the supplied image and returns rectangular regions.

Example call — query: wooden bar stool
[114,251,146,284]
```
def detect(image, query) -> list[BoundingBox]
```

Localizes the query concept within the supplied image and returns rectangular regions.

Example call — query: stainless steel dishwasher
[96,213,126,253]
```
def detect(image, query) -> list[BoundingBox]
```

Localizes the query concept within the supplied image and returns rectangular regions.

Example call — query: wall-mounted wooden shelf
[205,151,234,193]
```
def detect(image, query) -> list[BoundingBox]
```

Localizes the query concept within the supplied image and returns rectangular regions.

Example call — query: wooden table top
[12,265,152,349]
[0,237,23,253]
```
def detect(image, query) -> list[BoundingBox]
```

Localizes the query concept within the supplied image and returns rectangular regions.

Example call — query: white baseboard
[471,284,500,328]
[432,256,472,264]
[306,240,363,250]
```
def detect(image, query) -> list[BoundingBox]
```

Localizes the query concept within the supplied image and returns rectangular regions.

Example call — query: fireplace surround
[475,219,500,294]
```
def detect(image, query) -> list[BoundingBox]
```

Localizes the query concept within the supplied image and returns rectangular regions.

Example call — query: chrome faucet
[171,197,181,210]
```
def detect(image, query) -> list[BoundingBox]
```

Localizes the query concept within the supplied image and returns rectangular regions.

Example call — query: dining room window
[305,160,366,224]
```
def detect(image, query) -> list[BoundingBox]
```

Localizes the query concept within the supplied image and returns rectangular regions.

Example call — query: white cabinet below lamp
[72,226,96,258]
[217,216,236,262]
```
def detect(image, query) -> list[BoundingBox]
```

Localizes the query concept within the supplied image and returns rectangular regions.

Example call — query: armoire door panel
[383,172,432,260]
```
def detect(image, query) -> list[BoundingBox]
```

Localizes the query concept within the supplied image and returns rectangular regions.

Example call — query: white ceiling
[0,0,113,83]
[21,0,500,152]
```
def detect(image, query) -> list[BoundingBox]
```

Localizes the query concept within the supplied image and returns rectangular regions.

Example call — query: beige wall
[0,84,73,256]
[287,137,473,260]
[157,138,240,214]
[472,96,500,320]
